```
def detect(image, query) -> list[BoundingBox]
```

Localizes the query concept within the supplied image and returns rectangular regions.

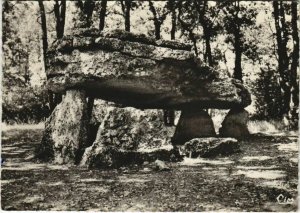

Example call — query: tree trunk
[273,1,291,117]
[99,0,107,31]
[125,0,131,32]
[171,9,176,40]
[60,0,66,37]
[233,2,243,82]
[166,9,176,126]
[155,22,161,39]
[203,25,213,66]
[76,0,95,28]
[38,0,48,59]
[54,0,66,39]
[290,1,299,127]
[233,31,242,81]
[38,0,55,112]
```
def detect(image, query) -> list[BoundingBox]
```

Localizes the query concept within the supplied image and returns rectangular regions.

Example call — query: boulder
[80,101,181,168]
[46,29,251,110]
[172,109,216,145]
[154,160,170,171]
[36,90,89,164]
[180,138,240,158]
[219,108,250,138]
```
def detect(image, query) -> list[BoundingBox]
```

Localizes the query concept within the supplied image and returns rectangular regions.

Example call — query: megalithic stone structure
[219,108,250,138]
[39,28,251,164]
[172,109,216,145]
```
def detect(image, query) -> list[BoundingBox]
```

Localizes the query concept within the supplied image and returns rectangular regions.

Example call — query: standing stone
[219,108,250,138]
[36,90,89,164]
[172,109,216,145]
[80,101,180,168]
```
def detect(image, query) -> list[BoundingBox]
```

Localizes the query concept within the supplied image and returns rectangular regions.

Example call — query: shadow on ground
[1,127,298,211]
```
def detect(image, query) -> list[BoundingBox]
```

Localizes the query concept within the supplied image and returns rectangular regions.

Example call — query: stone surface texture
[46,29,251,110]
[80,100,180,168]
[219,108,250,138]
[180,137,240,158]
[37,90,89,164]
[172,109,216,145]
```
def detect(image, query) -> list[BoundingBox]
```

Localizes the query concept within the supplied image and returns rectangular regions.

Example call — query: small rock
[142,167,151,172]
[154,160,170,171]
[124,191,130,197]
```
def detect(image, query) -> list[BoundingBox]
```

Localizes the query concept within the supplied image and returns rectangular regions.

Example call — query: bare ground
[1,127,298,211]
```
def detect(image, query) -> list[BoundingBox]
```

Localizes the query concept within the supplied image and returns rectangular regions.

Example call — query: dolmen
[37,29,251,167]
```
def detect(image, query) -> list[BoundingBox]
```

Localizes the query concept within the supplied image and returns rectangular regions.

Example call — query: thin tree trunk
[290,1,299,127]
[60,0,66,36]
[203,26,213,66]
[54,1,60,37]
[38,0,48,59]
[233,31,242,81]
[54,0,66,39]
[99,0,107,31]
[273,1,291,117]
[233,1,243,82]
[125,0,131,32]
[38,0,55,112]
[171,9,176,40]
[155,22,161,39]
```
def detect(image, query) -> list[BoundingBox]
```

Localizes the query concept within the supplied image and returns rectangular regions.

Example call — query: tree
[290,1,299,127]
[147,1,170,39]
[99,0,108,31]
[120,0,132,31]
[272,1,299,127]
[176,1,223,61]
[222,1,258,82]
[170,0,176,40]
[177,0,200,56]
[38,0,48,62]
[38,0,57,112]
[253,65,283,120]
[273,1,290,117]
[198,1,213,65]
[54,0,66,39]
[76,0,96,28]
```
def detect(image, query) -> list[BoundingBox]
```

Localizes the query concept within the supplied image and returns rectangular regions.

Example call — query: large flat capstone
[46,29,251,110]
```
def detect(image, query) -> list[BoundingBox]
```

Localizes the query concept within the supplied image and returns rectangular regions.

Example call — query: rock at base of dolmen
[80,145,181,169]
[219,108,250,138]
[180,138,240,158]
[36,90,89,164]
[80,102,181,168]
[172,109,216,145]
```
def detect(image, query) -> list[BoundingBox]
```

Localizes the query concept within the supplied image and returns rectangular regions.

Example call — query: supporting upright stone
[37,90,89,164]
[172,109,216,145]
[219,108,250,138]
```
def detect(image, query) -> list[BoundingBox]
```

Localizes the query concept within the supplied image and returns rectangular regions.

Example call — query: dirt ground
[1,127,298,211]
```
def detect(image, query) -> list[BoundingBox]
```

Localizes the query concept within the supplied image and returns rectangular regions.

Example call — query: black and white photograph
[1,0,299,211]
